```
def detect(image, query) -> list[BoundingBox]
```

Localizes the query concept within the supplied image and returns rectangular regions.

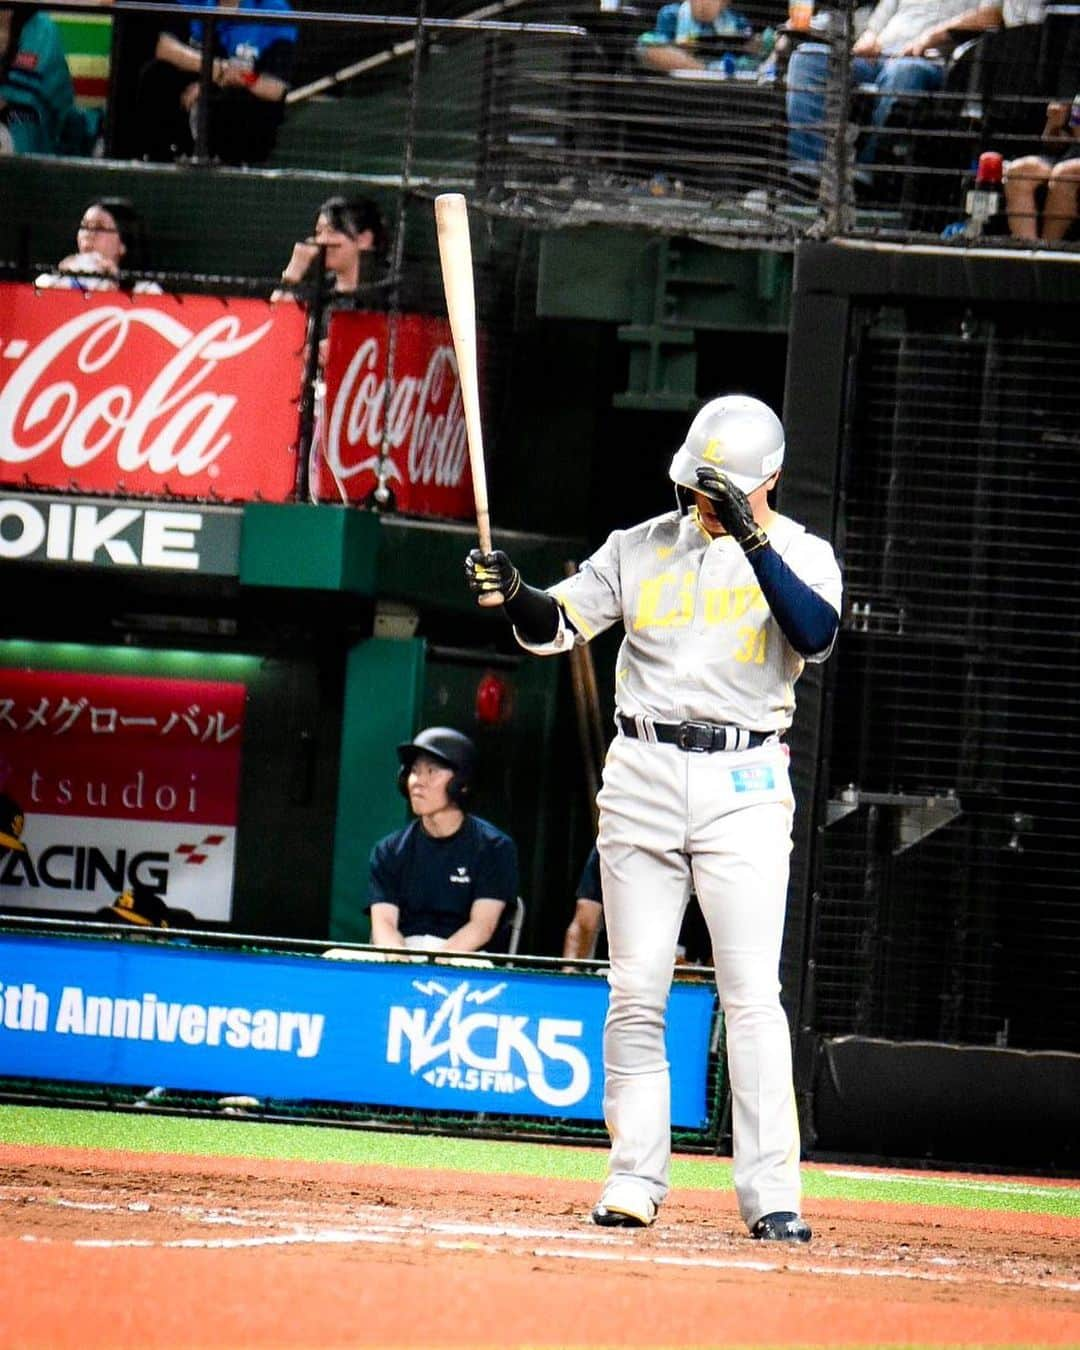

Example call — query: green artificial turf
[2,1105,1078,1220]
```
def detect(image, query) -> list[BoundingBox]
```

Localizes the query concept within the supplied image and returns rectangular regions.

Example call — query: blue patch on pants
[731,765,776,793]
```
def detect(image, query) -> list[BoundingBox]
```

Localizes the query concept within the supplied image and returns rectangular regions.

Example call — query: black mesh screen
[810,306,1080,1052]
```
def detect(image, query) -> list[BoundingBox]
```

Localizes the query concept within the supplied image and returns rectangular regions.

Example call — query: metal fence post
[294,248,329,502]
[193,11,216,164]
[822,1,856,236]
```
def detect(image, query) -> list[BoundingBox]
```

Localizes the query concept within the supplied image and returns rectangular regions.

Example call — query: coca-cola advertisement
[0,669,246,922]
[318,311,476,518]
[0,284,307,502]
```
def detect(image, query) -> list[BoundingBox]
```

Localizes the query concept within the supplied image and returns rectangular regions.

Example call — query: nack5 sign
[386,977,591,1109]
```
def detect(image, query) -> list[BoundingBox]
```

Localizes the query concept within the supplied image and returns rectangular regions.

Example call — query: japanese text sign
[0,670,246,921]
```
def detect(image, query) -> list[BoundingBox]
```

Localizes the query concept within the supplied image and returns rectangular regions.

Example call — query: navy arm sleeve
[745,544,839,658]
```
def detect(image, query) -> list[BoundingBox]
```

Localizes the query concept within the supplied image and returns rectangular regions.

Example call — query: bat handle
[475,511,502,607]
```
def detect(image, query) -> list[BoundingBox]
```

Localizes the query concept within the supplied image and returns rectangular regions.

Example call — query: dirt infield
[3,1146,1079,1348]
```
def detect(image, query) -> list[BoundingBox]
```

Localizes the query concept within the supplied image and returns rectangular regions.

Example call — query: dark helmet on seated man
[396,726,476,807]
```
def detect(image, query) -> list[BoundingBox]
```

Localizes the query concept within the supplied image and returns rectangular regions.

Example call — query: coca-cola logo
[0,306,274,481]
[325,335,469,490]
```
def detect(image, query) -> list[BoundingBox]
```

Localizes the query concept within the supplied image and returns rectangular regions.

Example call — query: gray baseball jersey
[517,507,843,731]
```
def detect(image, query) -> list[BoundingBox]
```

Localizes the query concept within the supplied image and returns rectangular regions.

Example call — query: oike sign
[0,934,717,1125]
[0,493,241,574]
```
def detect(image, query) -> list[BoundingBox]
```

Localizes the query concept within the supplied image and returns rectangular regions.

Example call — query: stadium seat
[49,8,111,110]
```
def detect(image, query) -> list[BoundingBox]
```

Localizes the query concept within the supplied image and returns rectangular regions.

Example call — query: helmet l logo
[702,438,726,464]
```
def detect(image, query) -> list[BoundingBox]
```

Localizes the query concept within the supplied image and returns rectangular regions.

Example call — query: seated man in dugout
[637,0,769,75]
[366,728,519,956]
[785,0,1029,176]
[562,843,712,969]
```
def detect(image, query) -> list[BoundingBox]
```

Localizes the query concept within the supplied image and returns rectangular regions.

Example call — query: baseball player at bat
[465,395,842,1242]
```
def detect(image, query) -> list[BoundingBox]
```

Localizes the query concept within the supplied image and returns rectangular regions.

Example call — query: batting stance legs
[596,736,801,1231]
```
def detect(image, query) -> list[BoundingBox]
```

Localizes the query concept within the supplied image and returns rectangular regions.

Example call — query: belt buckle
[676,720,714,752]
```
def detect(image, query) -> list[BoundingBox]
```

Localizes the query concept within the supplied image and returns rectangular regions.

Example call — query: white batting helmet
[668,395,785,496]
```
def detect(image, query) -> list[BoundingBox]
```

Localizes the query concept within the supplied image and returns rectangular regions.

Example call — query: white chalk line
[20,1205,1077,1298]
[820,1169,1080,1205]
[526,1246,1080,1295]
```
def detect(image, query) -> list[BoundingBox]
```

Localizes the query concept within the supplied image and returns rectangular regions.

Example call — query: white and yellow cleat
[591,1180,658,1228]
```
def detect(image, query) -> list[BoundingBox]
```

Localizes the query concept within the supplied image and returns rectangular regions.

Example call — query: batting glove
[695,467,768,554]
[465,549,521,603]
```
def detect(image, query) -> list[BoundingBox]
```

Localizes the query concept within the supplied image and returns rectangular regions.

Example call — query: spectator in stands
[786,0,982,172]
[1004,97,1080,240]
[367,727,518,955]
[901,0,1045,57]
[134,0,297,165]
[274,195,387,302]
[273,195,388,501]
[0,5,98,155]
[34,197,163,293]
[637,0,764,74]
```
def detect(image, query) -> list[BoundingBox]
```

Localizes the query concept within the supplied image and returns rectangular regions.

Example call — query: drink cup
[788,0,814,30]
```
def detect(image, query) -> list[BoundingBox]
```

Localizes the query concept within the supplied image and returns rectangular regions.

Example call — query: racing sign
[0,669,246,921]
[0,935,717,1126]
[0,283,306,502]
[317,311,476,520]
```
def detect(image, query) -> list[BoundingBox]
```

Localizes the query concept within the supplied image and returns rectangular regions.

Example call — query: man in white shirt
[786,0,1033,167]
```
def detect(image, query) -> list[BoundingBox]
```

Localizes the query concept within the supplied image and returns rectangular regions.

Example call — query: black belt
[617,713,777,754]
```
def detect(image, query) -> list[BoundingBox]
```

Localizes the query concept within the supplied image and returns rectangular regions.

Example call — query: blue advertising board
[0,934,717,1126]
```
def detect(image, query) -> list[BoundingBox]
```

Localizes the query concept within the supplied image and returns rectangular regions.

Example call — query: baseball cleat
[591,1181,657,1228]
[750,1211,812,1242]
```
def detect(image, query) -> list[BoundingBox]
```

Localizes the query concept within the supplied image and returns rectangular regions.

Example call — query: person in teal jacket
[638,0,765,74]
[0,6,97,155]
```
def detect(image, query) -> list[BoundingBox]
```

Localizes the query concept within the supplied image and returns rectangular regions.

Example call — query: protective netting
[809,307,1080,1053]
[0,1065,728,1148]
[6,1,1080,252]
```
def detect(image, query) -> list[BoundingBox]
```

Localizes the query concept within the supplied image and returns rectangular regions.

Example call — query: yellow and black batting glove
[695,467,768,554]
[465,549,521,604]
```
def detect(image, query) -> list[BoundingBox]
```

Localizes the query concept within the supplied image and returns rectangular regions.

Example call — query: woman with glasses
[34,197,161,294]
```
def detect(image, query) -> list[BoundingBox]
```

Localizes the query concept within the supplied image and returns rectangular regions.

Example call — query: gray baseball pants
[596,734,801,1228]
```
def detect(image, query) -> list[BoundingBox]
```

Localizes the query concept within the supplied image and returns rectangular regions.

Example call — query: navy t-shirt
[577,844,601,903]
[576,843,711,963]
[368,815,518,941]
[177,0,298,80]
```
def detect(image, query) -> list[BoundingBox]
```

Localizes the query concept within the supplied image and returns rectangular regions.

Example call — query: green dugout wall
[330,637,424,944]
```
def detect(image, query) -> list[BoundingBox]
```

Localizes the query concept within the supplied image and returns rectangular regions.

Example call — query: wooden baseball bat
[434,192,502,605]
